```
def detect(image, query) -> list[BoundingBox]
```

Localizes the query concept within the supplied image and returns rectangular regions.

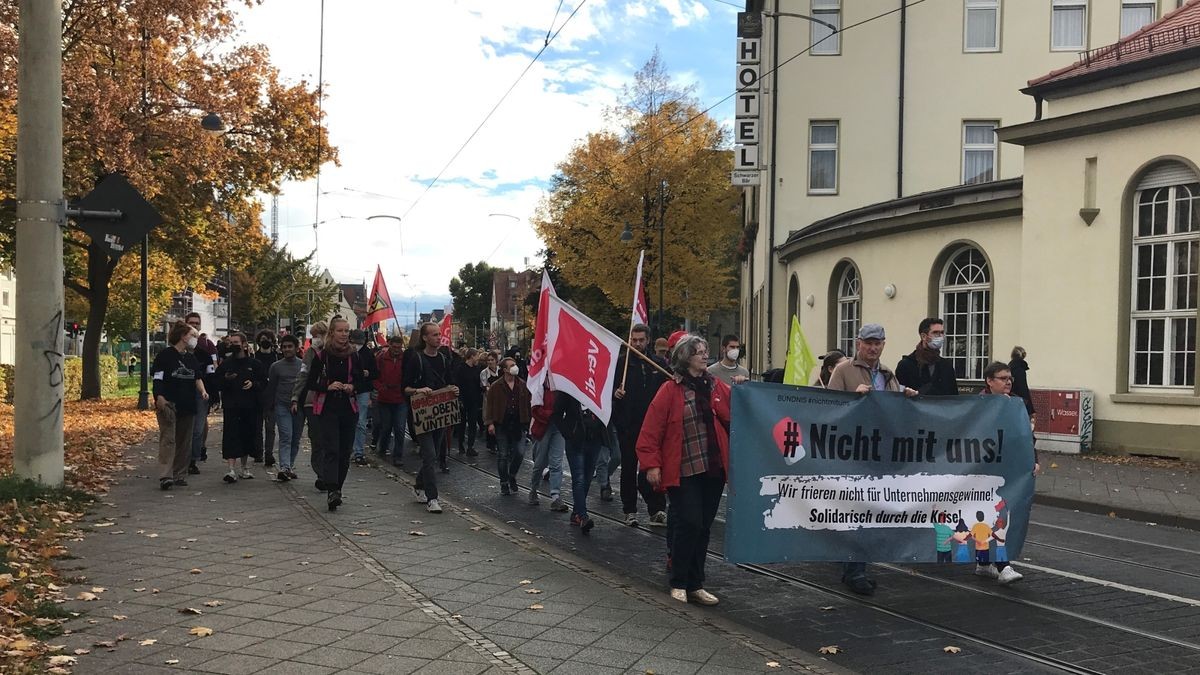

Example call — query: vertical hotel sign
[732,11,762,187]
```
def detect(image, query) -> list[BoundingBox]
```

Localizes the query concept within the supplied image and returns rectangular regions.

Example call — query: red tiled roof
[1028,0,1200,89]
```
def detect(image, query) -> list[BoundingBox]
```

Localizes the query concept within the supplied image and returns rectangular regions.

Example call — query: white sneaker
[413,487,428,503]
[240,468,254,479]
[975,563,999,579]
[624,513,639,527]
[688,589,719,606]
[426,499,442,513]
[997,566,1024,585]
[669,588,687,603]
[648,511,668,527]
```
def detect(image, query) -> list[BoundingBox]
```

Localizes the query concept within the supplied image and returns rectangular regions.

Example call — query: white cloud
[236,0,722,306]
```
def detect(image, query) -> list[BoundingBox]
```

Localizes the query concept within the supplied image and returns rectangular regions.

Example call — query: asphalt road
[374,443,1200,675]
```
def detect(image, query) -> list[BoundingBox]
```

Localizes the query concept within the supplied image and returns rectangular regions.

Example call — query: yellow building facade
[739,0,1199,457]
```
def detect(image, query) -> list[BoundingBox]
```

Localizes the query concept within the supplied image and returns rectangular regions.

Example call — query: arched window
[1131,163,1199,388]
[836,263,861,356]
[940,246,991,380]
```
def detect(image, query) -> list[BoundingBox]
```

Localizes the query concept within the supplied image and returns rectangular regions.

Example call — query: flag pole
[619,336,672,378]
[620,326,634,390]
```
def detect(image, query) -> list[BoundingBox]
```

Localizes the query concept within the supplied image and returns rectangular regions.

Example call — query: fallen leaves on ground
[818,645,841,655]
[528,604,544,610]
[187,627,213,638]
[525,589,542,594]
[0,399,157,672]
[766,661,781,668]
[408,531,426,537]
[138,639,157,646]
[201,600,223,608]
[178,608,202,615]
[943,646,962,654]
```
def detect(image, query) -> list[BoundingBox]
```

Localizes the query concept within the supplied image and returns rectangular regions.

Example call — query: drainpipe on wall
[897,0,907,199]
[765,0,781,368]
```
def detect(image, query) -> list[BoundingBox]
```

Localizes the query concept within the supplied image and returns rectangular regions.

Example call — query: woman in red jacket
[637,334,731,606]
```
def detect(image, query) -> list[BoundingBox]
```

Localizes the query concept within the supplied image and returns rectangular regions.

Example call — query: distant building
[0,266,14,365]
[489,269,536,351]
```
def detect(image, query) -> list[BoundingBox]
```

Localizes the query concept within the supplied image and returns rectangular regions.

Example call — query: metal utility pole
[137,236,149,409]
[14,0,65,485]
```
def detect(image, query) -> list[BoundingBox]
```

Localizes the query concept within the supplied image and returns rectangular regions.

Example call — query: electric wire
[546,0,566,45]
[397,0,590,223]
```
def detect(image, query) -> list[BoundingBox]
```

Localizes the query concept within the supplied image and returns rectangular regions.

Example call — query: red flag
[528,270,557,407]
[631,250,648,328]
[365,265,396,329]
[439,313,453,347]
[545,295,622,425]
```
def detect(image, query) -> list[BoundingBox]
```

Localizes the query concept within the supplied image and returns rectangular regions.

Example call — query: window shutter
[1137,162,1198,190]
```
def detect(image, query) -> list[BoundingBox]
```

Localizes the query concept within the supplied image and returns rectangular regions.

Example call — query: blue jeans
[566,438,601,519]
[376,402,409,461]
[275,403,304,470]
[530,424,565,497]
[191,393,209,461]
[593,426,620,489]
[352,391,372,458]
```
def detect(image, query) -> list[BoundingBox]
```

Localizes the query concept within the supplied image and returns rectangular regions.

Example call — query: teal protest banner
[725,383,1035,564]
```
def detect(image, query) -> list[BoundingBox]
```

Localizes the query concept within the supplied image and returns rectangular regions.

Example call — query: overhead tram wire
[557,0,929,199]
[397,0,590,223]
[546,0,566,45]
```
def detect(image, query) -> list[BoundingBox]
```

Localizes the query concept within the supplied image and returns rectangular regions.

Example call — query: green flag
[783,314,817,386]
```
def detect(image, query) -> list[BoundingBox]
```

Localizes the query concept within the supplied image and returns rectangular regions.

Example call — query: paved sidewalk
[52,437,843,675]
[1035,451,1200,529]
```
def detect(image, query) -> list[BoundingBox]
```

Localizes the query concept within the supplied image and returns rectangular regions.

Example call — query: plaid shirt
[679,388,710,478]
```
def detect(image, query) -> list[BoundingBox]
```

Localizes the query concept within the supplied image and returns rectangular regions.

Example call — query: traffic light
[67,322,81,337]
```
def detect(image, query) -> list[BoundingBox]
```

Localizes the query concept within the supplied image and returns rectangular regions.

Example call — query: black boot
[327,490,342,512]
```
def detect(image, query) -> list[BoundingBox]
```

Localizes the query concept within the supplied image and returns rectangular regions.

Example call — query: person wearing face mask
[895,317,959,397]
[706,335,750,386]
[253,330,280,468]
[151,322,209,490]
[485,357,531,495]
[292,321,330,489]
[215,332,268,483]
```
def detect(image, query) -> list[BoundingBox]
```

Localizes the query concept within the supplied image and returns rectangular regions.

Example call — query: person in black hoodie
[349,329,379,466]
[216,332,267,483]
[403,322,459,514]
[305,318,369,511]
[612,324,668,527]
[253,329,279,467]
[552,391,606,534]
[895,317,959,396]
[453,348,483,458]
[1008,346,1036,421]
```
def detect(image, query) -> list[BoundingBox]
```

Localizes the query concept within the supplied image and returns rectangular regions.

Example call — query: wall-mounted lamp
[805,294,815,307]
[884,284,897,299]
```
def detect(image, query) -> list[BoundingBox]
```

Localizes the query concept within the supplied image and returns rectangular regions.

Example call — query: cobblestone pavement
[52,434,845,675]
[1035,451,1200,529]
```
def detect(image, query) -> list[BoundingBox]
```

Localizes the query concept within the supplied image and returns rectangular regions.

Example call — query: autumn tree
[0,0,335,398]
[532,50,740,336]
[229,243,341,335]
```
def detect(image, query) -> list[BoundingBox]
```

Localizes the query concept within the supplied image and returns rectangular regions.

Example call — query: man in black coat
[612,324,669,527]
[895,317,959,396]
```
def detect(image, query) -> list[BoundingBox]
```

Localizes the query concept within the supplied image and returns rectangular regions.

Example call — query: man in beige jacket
[825,323,917,595]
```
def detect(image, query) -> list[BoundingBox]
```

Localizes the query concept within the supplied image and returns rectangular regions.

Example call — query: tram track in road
[446,454,1177,674]
[1023,538,1200,581]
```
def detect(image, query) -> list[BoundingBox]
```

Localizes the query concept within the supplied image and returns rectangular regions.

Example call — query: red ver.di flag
[439,314,453,347]
[527,270,557,407]
[545,295,621,425]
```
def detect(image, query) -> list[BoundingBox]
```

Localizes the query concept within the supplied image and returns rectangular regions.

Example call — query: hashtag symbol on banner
[782,421,800,458]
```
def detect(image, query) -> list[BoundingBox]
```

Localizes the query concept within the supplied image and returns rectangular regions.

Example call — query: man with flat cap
[826,323,917,595]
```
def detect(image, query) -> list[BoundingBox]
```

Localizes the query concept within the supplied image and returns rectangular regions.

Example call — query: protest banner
[725,383,1035,564]
[409,387,462,435]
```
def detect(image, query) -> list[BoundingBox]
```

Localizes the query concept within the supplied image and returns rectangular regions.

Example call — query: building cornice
[777,179,1023,263]
[998,86,1200,146]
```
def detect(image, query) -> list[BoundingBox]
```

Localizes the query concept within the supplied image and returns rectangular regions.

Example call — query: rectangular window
[1121,1,1156,37]
[808,121,839,194]
[1052,0,1087,51]
[964,0,1000,52]
[1,292,7,307]
[811,0,841,55]
[1131,182,1200,388]
[962,121,998,185]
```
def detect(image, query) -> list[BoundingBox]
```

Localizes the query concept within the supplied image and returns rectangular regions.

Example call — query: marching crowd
[148,310,1037,606]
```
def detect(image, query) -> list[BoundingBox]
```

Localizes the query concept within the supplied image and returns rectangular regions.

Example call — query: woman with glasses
[976,361,1040,585]
[637,334,731,606]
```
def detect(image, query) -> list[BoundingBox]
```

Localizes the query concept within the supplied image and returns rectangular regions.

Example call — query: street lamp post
[620,179,667,335]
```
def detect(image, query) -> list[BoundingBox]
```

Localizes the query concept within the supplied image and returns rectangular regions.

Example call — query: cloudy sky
[236,0,739,321]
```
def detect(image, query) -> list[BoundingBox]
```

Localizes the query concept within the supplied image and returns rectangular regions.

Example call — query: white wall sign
[733,36,762,186]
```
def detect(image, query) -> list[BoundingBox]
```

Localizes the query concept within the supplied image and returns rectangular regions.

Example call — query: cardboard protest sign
[725,383,1035,564]
[410,387,462,435]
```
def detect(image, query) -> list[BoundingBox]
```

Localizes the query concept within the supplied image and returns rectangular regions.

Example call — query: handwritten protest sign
[725,383,1035,564]
[410,387,462,435]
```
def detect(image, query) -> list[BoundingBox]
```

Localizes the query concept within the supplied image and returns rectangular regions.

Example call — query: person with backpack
[552,391,606,534]
[304,317,369,512]
[402,322,460,514]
